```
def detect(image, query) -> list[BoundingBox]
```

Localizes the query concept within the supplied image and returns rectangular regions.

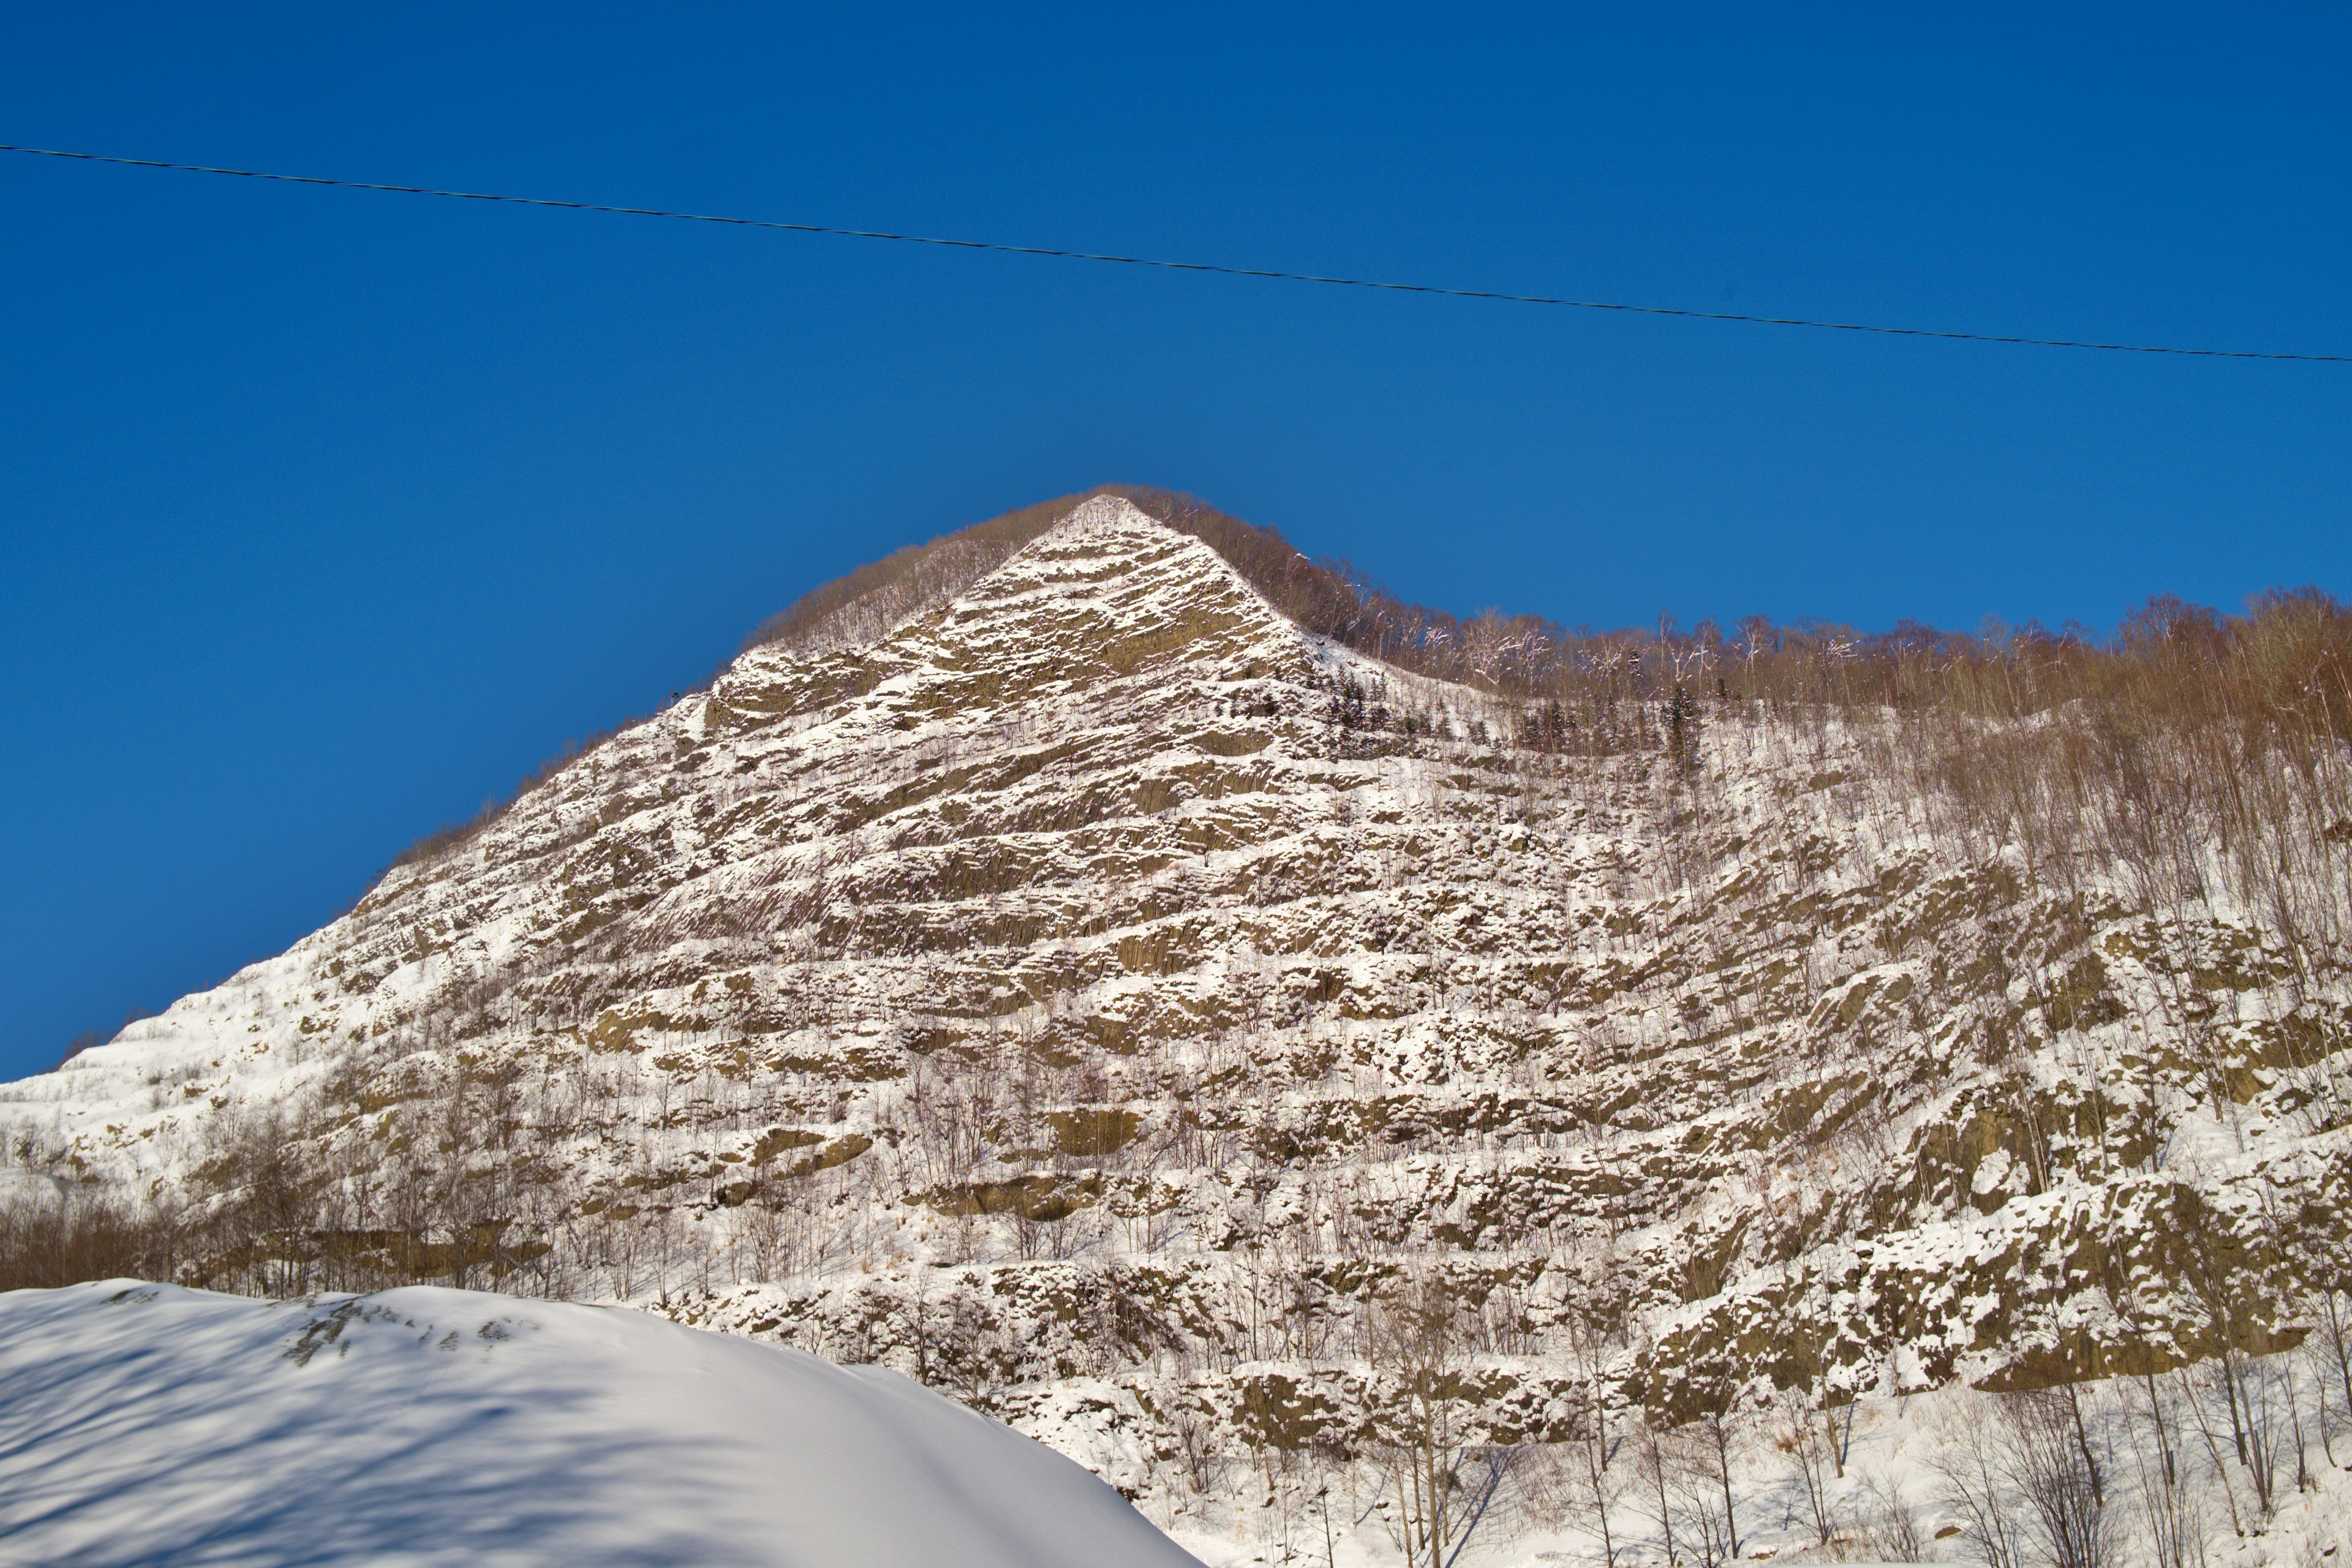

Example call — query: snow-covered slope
[4,494,2347,1562]
[0,1279,1200,1567]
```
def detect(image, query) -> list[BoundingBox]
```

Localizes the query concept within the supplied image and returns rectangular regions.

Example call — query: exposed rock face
[7,496,2348,1489]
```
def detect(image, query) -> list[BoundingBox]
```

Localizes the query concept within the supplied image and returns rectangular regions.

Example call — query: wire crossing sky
[5,142,2345,364]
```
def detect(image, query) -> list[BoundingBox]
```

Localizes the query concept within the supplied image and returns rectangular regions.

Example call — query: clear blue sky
[2,2,2346,1076]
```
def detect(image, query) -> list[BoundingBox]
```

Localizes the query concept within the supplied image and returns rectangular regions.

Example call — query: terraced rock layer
[7,496,2347,1497]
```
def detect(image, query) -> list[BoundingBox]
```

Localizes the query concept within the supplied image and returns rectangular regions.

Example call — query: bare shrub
[1857,1468,1922,1562]
[0,1190,181,1291]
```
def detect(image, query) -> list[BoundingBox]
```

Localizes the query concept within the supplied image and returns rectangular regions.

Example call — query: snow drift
[0,1280,1202,1567]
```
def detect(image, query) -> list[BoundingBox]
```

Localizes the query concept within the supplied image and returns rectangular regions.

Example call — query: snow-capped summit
[6,489,2345,1561]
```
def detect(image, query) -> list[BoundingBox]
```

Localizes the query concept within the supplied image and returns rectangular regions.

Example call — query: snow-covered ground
[0,1280,1202,1567]
[4,496,2345,1567]
[1163,1360,2352,1568]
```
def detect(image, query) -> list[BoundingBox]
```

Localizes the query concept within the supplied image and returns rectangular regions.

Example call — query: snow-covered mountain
[6,492,2348,1563]
[0,1278,1200,1566]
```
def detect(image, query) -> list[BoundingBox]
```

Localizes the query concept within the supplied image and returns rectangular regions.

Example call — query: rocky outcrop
[7,496,2348,1500]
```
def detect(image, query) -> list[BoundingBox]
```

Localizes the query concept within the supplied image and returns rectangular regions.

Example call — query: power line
[4,141,2345,364]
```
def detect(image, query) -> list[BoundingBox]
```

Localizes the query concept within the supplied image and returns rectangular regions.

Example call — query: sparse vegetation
[7,489,2348,1562]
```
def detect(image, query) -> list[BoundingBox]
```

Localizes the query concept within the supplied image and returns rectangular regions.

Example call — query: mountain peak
[10,492,2343,1567]
[26,488,1369,1146]
[894,492,1311,680]
[688,491,1315,757]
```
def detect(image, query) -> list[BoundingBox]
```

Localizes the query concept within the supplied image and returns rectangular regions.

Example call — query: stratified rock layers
[10,497,2346,1477]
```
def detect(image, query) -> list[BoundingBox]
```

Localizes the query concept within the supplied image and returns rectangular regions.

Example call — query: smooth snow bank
[0,1281,1202,1568]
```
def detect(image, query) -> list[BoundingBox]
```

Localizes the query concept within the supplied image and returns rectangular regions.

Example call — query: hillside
[6,492,2350,1564]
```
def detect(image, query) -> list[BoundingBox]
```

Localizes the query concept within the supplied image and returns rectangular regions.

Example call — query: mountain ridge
[6,492,2349,1563]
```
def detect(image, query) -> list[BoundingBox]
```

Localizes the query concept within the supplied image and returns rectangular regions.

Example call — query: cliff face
[8,496,2347,1501]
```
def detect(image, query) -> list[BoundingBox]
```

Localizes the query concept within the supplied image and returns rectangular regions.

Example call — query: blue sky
[2,2,2346,1076]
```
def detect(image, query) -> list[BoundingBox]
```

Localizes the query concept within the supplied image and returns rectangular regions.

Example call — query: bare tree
[1682,1374,1747,1560]
[1999,1390,2113,1568]
[1932,1403,2025,1568]
[1561,1314,1627,1566]
[1774,1387,1839,1549]
[1365,1272,1469,1568]
[1632,1421,1683,1568]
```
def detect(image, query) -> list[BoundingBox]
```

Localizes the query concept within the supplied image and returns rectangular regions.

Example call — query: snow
[0,1280,1203,1567]
[2,496,2345,1567]
[1155,1362,2352,1568]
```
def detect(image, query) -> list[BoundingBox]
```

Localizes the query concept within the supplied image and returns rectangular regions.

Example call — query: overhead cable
[2,142,2343,363]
